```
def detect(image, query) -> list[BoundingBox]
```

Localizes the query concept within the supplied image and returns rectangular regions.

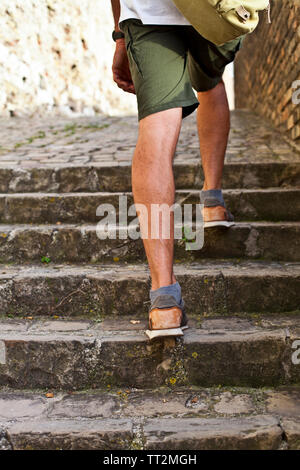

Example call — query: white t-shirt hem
[120,15,190,25]
[119,0,190,26]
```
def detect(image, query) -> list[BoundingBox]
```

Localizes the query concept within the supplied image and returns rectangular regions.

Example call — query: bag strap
[266,2,272,24]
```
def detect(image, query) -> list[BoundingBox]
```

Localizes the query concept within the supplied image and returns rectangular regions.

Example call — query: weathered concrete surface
[0,426,11,450]
[266,389,300,420]
[0,262,299,317]
[7,415,281,450]
[0,393,47,420]
[280,419,300,450]
[143,415,282,450]
[0,388,267,423]
[8,418,133,450]
[1,161,299,193]
[0,388,268,421]
[0,222,299,264]
[213,391,255,415]
[0,188,299,224]
[0,319,298,389]
[1,387,299,450]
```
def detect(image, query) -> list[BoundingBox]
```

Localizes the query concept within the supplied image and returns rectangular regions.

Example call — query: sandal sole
[204,221,235,228]
[145,327,185,340]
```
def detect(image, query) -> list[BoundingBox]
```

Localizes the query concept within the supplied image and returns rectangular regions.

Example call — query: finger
[113,71,132,84]
[123,86,136,94]
[115,78,130,89]
[127,85,136,94]
[114,76,135,93]
[117,82,135,94]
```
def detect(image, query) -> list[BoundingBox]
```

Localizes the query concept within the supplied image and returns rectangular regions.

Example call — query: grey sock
[150,281,182,306]
[200,189,225,208]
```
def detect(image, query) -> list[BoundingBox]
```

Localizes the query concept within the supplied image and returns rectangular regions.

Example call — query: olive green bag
[172,0,271,45]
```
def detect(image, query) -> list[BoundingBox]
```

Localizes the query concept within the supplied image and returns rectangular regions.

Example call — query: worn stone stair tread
[0,317,299,389]
[1,315,298,336]
[4,257,300,267]
[1,188,299,196]
[0,261,299,317]
[0,387,299,449]
[1,221,299,228]
[0,161,300,193]
[1,110,299,195]
[0,314,299,332]
[1,188,299,223]
[0,221,299,263]
[1,259,299,276]
[3,188,300,194]
[0,414,285,451]
[0,110,298,451]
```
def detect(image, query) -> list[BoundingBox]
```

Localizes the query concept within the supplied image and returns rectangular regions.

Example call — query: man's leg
[132,108,182,290]
[197,80,229,191]
[196,80,234,226]
[112,19,198,336]
[186,28,242,227]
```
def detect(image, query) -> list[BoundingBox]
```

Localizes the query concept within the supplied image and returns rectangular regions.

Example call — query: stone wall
[0,0,137,117]
[235,0,300,144]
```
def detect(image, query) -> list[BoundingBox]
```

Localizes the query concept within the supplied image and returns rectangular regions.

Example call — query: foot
[146,294,188,340]
[203,205,235,229]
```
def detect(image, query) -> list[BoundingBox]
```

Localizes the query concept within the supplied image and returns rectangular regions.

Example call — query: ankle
[202,182,222,191]
[151,280,175,291]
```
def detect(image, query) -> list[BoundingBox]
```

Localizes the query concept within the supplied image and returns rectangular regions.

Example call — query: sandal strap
[226,209,235,222]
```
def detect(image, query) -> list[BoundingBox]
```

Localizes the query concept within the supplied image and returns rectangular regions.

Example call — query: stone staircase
[0,110,299,450]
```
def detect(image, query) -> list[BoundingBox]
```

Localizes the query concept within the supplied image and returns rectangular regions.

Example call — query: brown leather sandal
[203,205,235,228]
[145,294,188,340]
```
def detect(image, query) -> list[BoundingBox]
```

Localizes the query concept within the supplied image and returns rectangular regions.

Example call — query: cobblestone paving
[0,110,298,168]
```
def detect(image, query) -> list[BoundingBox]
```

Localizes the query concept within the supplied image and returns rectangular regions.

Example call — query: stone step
[0,317,299,390]
[1,188,299,224]
[1,387,299,449]
[0,262,299,317]
[0,222,299,263]
[0,161,299,194]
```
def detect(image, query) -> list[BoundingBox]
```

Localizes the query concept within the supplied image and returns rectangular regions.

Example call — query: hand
[112,39,135,94]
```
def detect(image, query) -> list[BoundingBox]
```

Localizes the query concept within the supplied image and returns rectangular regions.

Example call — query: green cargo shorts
[120,19,243,121]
